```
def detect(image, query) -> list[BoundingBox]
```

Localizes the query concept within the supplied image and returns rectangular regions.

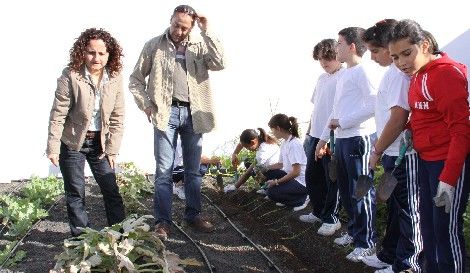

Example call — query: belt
[85,131,99,139]
[171,100,190,107]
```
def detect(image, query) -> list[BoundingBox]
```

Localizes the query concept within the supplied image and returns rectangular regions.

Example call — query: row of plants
[116,162,154,214]
[52,214,172,273]
[0,176,64,267]
[53,163,199,272]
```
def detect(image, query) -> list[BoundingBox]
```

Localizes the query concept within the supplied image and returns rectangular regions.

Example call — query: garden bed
[0,177,389,272]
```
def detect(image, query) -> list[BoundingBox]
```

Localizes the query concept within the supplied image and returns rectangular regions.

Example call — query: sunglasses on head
[174,5,196,16]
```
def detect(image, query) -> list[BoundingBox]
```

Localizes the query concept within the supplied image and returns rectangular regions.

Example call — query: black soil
[1,178,375,273]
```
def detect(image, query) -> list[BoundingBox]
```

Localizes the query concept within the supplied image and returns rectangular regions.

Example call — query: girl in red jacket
[389,19,470,273]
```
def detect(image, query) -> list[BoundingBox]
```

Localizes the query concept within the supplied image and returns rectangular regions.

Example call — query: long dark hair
[268,114,300,138]
[240,128,277,146]
[388,19,427,46]
[68,28,123,76]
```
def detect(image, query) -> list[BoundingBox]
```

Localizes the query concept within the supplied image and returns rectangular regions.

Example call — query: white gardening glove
[224,184,236,193]
[433,181,455,213]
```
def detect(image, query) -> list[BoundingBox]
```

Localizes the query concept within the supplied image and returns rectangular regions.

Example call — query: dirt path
[1,178,374,273]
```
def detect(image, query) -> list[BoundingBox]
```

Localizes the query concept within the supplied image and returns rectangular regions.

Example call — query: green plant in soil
[116,162,153,214]
[51,214,169,273]
[0,194,48,238]
[0,240,26,267]
[21,176,64,207]
[464,202,470,252]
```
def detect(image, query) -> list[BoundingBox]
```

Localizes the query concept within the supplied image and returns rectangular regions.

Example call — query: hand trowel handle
[330,130,335,154]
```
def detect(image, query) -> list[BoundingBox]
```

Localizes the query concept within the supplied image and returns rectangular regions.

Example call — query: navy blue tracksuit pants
[336,135,377,249]
[418,156,470,273]
[265,169,308,207]
[304,135,341,224]
[379,154,423,272]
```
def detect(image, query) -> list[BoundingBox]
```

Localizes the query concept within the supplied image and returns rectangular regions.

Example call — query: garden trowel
[328,129,338,182]
[376,132,412,202]
[354,169,374,199]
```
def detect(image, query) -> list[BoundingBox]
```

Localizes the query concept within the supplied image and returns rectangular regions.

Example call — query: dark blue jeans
[154,105,203,225]
[304,135,341,224]
[59,136,125,236]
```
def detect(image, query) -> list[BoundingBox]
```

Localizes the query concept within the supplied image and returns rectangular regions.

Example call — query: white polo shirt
[375,63,410,156]
[309,68,344,139]
[256,142,280,166]
[279,136,307,186]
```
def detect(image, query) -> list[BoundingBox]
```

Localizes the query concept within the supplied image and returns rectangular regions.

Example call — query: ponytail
[268,113,300,138]
[288,117,300,138]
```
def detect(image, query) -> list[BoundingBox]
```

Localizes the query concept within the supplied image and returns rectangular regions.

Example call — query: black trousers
[59,134,125,236]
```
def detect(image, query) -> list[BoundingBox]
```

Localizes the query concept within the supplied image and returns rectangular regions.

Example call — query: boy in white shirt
[300,39,343,237]
[316,27,378,262]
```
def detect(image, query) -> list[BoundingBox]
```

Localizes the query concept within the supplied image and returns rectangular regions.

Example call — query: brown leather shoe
[155,222,170,240]
[187,216,215,233]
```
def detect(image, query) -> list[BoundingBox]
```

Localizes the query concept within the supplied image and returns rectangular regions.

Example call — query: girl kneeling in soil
[264,114,309,209]
[224,128,280,193]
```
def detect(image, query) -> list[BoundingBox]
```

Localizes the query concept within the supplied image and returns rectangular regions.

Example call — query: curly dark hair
[313,39,337,61]
[68,28,123,75]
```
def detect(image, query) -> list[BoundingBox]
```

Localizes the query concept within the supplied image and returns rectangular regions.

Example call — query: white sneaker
[375,266,393,273]
[362,254,391,269]
[346,246,376,262]
[224,184,236,193]
[317,222,341,236]
[275,202,286,207]
[256,188,267,195]
[299,213,321,224]
[174,186,186,200]
[293,196,310,211]
[333,233,353,246]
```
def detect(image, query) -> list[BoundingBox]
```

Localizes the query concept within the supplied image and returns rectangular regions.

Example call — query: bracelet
[274,179,279,186]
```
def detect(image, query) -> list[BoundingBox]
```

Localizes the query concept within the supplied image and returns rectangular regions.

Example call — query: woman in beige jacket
[46,28,125,236]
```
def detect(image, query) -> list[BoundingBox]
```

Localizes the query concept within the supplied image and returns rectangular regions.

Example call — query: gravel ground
[1,177,375,273]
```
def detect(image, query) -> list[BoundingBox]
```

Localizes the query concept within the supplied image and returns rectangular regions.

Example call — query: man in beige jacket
[129,4,225,240]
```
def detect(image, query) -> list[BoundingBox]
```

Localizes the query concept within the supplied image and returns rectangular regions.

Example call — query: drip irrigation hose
[202,193,283,273]
[171,221,215,273]
[0,195,64,269]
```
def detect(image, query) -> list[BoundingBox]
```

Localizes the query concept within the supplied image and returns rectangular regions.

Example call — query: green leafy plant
[0,240,26,267]
[0,195,48,238]
[464,202,470,252]
[21,176,64,207]
[116,162,153,214]
[52,215,170,273]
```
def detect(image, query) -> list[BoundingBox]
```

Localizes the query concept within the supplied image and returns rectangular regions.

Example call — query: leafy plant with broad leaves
[21,176,64,207]
[52,215,172,273]
[0,240,26,267]
[116,162,153,214]
[0,194,48,238]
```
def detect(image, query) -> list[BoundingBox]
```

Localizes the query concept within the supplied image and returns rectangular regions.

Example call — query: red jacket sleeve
[431,65,470,185]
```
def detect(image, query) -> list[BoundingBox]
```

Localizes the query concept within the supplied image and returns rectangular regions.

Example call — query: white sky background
[0,0,469,180]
